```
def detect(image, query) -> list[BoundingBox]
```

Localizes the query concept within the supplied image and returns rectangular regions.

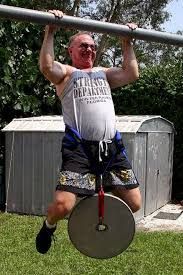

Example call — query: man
[36,10,141,254]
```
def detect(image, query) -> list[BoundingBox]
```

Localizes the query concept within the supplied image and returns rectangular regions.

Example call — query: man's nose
[86,45,93,51]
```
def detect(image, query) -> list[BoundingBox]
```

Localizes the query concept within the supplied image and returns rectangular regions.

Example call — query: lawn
[0,213,182,275]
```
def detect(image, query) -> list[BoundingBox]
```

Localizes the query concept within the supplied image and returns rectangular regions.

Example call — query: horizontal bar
[0,4,183,47]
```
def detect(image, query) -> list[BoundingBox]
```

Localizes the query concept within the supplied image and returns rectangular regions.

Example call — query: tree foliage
[89,0,172,66]
[0,0,77,130]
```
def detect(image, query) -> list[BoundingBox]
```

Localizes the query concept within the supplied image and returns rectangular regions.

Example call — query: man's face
[68,34,97,69]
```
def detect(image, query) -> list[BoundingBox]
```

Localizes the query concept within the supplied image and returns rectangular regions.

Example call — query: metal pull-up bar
[0,4,183,47]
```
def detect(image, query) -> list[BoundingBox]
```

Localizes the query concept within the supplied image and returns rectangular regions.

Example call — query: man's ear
[68,47,72,56]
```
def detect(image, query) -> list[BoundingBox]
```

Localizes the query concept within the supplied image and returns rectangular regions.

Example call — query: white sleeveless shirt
[59,68,116,141]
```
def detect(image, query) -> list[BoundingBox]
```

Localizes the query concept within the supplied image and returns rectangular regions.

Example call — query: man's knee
[128,199,141,213]
[53,191,76,217]
[113,187,141,213]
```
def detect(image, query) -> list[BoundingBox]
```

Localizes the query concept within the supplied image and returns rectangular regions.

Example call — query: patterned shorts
[56,169,138,196]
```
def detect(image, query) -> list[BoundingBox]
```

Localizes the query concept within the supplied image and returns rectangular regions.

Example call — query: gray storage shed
[116,115,174,220]
[3,116,64,216]
[2,115,174,221]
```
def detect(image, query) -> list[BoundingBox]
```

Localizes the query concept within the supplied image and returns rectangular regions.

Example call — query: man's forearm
[39,26,55,73]
[121,39,138,72]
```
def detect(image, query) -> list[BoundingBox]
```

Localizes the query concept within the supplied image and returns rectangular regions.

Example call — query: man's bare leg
[36,191,77,254]
[112,187,141,213]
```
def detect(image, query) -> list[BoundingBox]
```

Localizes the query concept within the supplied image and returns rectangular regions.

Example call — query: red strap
[98,186,105,222]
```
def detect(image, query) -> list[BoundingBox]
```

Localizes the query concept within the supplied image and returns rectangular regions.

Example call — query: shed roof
[116,115,174,133]
[2,116,65,132]
[2,115,174,133]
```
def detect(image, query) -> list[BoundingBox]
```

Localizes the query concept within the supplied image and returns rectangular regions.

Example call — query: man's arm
[39,24,67,85]
[105,24,139,89]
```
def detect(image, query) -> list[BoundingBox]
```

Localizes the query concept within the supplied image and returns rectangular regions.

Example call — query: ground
[136,202,183,232]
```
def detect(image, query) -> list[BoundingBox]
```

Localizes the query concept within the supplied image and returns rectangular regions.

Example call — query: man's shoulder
[64,64,77,75]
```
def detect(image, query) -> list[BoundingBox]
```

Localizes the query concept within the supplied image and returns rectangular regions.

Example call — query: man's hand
[126,22,138,30]
[46,10,64,33]
[122,23,138,44]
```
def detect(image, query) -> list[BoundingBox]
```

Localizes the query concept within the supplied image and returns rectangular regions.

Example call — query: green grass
[0,213,183,275]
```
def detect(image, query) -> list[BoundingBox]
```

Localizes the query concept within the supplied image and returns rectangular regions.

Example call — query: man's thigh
[112,186,141,213]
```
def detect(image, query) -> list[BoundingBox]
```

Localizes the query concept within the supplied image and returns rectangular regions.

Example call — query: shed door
[145,133,172,216]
